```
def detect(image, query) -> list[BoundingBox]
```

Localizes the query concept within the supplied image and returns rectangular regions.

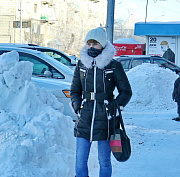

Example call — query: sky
[115,0,180,26]
[0,51,180,176]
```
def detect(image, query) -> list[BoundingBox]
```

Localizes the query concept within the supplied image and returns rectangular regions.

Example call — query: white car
[0,46,77,121]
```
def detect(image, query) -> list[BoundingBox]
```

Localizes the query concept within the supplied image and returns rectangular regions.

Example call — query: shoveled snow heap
[125,63,179,111]
[0,51,75,177]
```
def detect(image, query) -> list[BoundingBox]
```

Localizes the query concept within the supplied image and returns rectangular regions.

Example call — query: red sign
[113,43,146,56]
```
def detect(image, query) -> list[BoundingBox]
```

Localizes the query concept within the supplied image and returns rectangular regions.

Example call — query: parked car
[114,55,180,73]
[0,43,77,70]
[0,46,77,121]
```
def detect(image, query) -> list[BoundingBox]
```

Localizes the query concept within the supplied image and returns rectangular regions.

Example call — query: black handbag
[110,101,131,162]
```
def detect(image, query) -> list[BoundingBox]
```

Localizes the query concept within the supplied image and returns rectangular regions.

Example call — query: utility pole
[145,0,148,23]
[106,0,115,44]
[19,0,22,44]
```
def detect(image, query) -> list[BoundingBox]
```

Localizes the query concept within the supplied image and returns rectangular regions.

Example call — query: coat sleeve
[173,77,180,102]
[112,61,132,107]
[70,61,83,113]
[172,79,177,100]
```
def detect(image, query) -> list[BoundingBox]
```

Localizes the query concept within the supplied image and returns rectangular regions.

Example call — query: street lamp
[106,0,115,44]
[18,0,22,44]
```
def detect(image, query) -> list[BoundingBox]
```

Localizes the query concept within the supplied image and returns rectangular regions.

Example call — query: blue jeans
[75,137,112,177]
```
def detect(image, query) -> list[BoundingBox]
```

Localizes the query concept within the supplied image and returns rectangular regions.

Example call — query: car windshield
[153,59,178,70]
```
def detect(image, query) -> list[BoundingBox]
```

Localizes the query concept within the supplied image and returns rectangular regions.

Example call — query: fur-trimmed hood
[80,41,116,69]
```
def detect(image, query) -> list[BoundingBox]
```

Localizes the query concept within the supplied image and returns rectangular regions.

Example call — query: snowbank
[0,51,75,176]
[125,63,178,111]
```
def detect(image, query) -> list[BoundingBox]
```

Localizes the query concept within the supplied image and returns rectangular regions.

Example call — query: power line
[148,0,180,14]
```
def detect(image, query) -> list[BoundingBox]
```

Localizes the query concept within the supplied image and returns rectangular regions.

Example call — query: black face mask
[87,47,102,57]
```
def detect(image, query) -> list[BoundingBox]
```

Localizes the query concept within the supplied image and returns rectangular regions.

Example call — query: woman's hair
[87,39,99,44]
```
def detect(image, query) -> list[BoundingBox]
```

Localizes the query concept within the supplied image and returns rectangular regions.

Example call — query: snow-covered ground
[0,51,180,177]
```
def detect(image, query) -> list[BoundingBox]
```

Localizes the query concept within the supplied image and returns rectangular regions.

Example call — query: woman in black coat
[172,76,180,121]
[70,27,132,177]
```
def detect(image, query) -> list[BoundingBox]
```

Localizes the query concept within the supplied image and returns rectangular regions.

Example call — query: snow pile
[125,63,179,111]
[0,51,75,176]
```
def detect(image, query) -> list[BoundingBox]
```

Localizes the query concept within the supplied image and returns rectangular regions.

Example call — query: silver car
[0,43,77,70]
[0,46,77,120]
[114,55,180,73]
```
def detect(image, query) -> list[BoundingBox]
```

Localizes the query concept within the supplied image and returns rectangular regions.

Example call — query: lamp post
[19,0,22,44]
[106,0,115,44]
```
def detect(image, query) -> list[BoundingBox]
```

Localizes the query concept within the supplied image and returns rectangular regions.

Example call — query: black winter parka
[70,41,132,141]
[173,77,180,102]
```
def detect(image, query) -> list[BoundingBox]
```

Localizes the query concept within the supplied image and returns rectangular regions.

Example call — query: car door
[18,52,77,120]
[0,49,77,120]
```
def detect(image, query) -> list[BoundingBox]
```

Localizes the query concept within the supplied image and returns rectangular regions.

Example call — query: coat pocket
[80,68,87,77]
[104,69,114,81]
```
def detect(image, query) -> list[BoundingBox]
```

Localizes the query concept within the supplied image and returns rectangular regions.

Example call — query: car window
[31,48,73,66]
[132,58,150,68]
[45,51,72,66]
[153,59,177,70]
[119,59,130,69]
[18,52,65,79]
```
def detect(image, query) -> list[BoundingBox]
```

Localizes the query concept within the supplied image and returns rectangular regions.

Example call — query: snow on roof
[113,38,142,44]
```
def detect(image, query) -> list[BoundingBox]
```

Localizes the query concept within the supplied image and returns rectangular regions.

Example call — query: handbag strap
[113,100,127,134]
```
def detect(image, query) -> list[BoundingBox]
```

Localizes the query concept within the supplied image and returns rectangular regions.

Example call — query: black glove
[72,100,81,114]
[107,99,117,117]
[75,108,81,114]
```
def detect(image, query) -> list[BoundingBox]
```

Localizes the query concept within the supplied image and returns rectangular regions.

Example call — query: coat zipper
[103,70,110,139]
[85,69,88,91]
[90,60,97,142]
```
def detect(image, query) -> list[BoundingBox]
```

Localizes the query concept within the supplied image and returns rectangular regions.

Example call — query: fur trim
[80,41,116,69]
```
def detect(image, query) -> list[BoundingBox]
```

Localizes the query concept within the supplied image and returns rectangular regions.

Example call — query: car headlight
[62,90,71,98]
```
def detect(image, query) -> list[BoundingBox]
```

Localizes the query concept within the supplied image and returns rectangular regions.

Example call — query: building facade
[0,0,107,56]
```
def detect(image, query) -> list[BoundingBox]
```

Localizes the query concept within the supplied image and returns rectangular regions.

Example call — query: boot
[174,117,180,121]
[172,114,180,121]
[172,117,180,121]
